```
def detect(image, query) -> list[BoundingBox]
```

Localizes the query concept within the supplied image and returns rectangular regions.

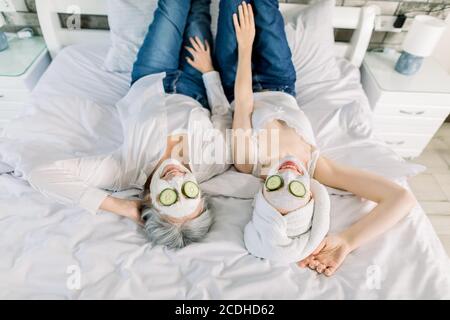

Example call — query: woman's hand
[186,36,214,74]
[233,2,255,53]
[119,199,144,226]
[101,196,144,226]
[297,234,351,277]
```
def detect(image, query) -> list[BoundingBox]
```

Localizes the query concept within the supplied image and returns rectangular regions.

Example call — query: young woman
[216,0,416,276]
[28,0,231,249]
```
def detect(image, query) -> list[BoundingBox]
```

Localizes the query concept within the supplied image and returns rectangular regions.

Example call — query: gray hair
[142,198,213,249]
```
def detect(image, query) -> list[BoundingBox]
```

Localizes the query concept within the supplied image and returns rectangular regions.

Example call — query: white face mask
[262,156,312,213]
[150,159,202,218]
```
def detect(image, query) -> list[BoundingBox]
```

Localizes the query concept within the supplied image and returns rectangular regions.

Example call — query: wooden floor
[410,123,450,256]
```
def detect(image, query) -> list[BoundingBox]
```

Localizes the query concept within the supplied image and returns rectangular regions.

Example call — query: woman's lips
[279,161,298,170]
[279,161,303,175]
[161,164,186,179]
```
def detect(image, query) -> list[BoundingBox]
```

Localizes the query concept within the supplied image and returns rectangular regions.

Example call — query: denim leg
[172,0,212,108]
[179,0,213,78]
[252,0,296,96]
[131,0,192,85]
[215,0,251,101]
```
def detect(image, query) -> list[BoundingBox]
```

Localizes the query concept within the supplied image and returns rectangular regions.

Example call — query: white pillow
[286,0,341,86]
[104,0,336,77]
[104,0,220,74]
[104,0,157,73]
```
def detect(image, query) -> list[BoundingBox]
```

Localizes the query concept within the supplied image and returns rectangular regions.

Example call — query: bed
[0,0,449,299]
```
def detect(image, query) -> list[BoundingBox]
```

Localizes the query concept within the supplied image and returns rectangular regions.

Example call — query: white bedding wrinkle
[0,45,448,299]
[0,173,448,299]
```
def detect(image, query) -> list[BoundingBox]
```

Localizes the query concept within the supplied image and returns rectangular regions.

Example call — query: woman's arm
[299,156,416,276]
[232,3,256,174]
[186,3,256,173]
[100,196,143,225]
[28,155,143,224]
[234,3,255,112]
[314,156,416,251]
[185,37,232,171]
[186,37,232,135]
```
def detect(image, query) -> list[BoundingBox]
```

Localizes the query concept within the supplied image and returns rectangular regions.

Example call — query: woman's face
[262,157,312,214]
[149,159,203,220]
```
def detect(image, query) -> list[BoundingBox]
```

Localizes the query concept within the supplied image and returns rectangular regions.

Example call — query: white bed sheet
[32,44,130,107]
[0,44,449,299]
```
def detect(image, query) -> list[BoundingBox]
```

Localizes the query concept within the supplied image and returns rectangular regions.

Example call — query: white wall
[433,15,450,73]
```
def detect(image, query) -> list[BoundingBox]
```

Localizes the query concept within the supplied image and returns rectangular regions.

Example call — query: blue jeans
[131,0,213,109]
[215,0,296,102]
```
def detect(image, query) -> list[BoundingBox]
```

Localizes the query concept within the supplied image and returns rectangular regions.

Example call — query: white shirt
[28,71,232,215]
[247,91,320,177]
[251,91,317,146]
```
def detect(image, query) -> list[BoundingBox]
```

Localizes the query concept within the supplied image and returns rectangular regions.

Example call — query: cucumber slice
[265,175,283,191]
[289,181,306,197]
[159,188,178,206]
[182,181,200,199]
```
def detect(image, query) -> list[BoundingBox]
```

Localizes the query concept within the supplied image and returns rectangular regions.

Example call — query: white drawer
[0,102,25,119]
[0,89,30,103]
[0,108,23,119]
[0,119,12,126]
[373,115,443,135]
[374,103,449,120]
[374,133,432,152]
[0,119,14,131]
[377,91,450,108]
[395,148,424,159]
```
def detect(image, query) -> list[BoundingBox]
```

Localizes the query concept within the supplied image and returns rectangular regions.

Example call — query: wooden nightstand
[361,51,450,159]
[0,36,51,130]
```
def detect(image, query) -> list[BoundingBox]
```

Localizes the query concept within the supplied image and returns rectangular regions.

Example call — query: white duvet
[0,42,449,299]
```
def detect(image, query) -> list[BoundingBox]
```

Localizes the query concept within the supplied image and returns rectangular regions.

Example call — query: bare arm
[28,156,144,225]
[298,156,416,276]
[100,196,143,225]
[231,2,256,174]
[314,156,416,251]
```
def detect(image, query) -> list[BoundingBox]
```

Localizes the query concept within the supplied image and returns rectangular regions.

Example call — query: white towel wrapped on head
[244,179,331,264]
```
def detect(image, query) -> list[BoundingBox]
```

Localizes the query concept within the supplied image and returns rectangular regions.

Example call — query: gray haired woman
[28,0,230,249]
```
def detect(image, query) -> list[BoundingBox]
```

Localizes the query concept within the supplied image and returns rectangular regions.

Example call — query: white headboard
[36,0,377,67]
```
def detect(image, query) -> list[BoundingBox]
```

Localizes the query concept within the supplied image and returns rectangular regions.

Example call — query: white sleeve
[116,73,167,172]
[28,153,122,215]
[28,75,167,216]
[202,71,232,135]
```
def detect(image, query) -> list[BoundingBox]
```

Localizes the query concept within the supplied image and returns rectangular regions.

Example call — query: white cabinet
[361,51,450,158]
[0,36,51,130]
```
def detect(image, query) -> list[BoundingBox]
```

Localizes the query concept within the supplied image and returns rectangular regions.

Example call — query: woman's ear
[143,191,152,204]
